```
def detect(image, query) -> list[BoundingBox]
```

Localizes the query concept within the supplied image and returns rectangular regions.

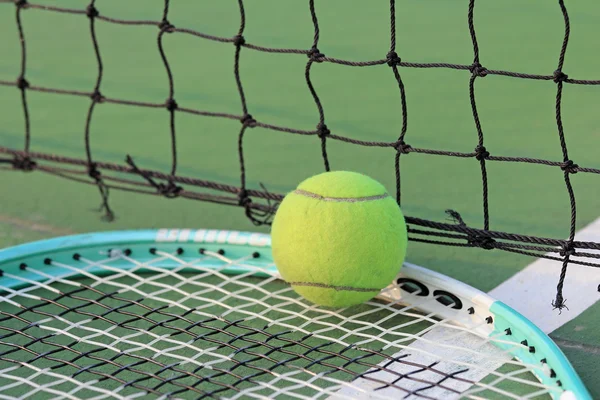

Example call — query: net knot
[165,98,178,111]
[242,183,276,226]
[386,51,401,67]
[87,162,101,180]
[233,34,246,47]
[553,70,568,83]
[559,242,576,257]
[238,189,251,206]
[86,162,114,221]
[394,141,411,154]
[16,77,29,90]
[468,234,495,250]
[469,62,487,77]
[560,159,578,174]
[158,181,182,198]
[90,90,104,103]
[308,47,325,63]
[552,294,568,312]
[12,156,36,171]
[474,145,490,161]
[240,113,256,127]
[85,4,99,18]
[446,209,466,226]
[15,0,27,8]
[316,123,330,138]
[159,20,175,33]
[125,155,182,199]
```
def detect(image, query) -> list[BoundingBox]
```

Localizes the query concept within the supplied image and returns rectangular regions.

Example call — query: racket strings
[0,249,560,399]
[1,271,442,398]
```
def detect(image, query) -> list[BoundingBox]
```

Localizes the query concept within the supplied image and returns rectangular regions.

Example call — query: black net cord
[388,0,409,206]
[467,0,491,232]
[307,0,330,172]
[233,0,271,226]
[234,0,249,117]
[234,0,250,191]
[1,0,600,308]
[552,0,576,311]
[14,1,32,169]
[121,0,183,200]
[84,0,113,221]
[158,1,180,192]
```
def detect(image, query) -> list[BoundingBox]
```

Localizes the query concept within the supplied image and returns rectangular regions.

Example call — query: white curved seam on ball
[293,189,389,202]
[288,281,381,292]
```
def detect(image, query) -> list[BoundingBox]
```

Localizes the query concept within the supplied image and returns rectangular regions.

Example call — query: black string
[234,0,249,116]
[1,0,599,308]
[158,1,178,179]
[15,0,32,168]
[388,0,408,206]
[550,0,576,311]
[232,0,274,226]
[307,0,329,172]
[126,155,182,199]
[467,0,490,234]
[237,114,273,226]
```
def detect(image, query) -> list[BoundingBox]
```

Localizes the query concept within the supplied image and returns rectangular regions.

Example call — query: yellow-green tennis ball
[271,171,407,308]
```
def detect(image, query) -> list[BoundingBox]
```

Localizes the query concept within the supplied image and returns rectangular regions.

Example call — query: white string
[4,260,548,396]
[0,250,561,399]
[7,266,540,400]
[0,364,115,400]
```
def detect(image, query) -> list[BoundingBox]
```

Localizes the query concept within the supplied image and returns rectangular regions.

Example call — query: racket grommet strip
[433,289,462,309]
[396,278,429,296]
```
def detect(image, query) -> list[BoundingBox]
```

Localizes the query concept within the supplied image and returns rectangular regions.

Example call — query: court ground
[1,1,599,397]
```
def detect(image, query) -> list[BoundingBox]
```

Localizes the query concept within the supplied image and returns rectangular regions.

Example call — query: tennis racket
[0,229,590,399]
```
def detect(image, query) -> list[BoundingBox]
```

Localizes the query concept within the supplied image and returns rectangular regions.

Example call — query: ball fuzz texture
[271,171,407,308]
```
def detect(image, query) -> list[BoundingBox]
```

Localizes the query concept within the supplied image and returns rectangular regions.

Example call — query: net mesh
[0,246,564,399]
[0,0,599,308]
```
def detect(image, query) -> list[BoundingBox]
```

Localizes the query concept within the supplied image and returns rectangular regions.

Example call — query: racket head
[0,229,590,400]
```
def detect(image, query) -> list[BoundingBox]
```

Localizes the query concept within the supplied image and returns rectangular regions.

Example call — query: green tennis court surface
[1,0,599,397]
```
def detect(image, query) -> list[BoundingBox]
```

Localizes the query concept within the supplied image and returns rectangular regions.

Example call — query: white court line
[489,217,600,334]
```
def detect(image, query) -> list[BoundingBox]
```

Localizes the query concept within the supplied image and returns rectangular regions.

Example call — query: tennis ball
[271,171,407,308]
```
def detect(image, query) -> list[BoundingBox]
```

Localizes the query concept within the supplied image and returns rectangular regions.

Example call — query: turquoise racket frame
[0,229,592,400]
